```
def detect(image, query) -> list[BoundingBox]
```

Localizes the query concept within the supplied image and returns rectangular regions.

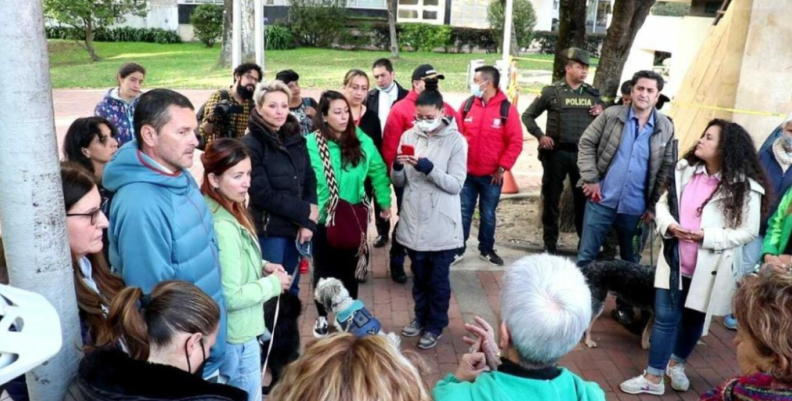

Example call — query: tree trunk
[387,0,399,58]
[553,0,587,81]
[219,0,234,67]
[593,0,656,102]
[241,0,255,61]
[83,18,100,62]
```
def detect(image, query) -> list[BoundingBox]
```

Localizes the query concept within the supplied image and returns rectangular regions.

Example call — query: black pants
[540,148,586,248]
[313,225,360,317]
[366,180,391,238]
[389,186,407,267]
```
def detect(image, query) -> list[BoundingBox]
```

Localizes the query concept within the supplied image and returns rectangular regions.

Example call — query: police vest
[546,86,600,145]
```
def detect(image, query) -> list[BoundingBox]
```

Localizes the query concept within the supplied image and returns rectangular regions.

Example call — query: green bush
[400,23,451,52]
[337,25,372,50]
[46,26,181,44]
[487,0,537,49]
[372,23,403,51]
[191,4,223,47]
[288,0,347,47]
[448,27,498,53]
[533,30,605,58]
[265,25,296,50]
[652,1,691,16]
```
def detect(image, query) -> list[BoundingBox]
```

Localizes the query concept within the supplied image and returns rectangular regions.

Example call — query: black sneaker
[417,332,442,349]
[374,235,389,248]
[480,250,504,266]
[450,249,465,266]
[390,263,407,284]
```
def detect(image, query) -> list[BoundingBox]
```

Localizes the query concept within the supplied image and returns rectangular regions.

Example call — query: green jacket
[433,368,605,401]
[205,195,281,344]
[762,187,792,258]
[306,128,392,225]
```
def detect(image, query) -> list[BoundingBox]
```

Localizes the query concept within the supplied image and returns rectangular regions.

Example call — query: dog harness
[336,300,382,336]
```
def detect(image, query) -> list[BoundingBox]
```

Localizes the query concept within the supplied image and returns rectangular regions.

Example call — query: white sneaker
[620,371,665,395]
[666,363,690,391]
[313,316,329,338]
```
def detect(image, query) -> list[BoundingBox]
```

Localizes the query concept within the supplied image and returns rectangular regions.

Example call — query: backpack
[461,96,511,125]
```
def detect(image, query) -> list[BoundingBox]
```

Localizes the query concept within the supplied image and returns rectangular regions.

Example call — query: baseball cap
[412,64,445,82]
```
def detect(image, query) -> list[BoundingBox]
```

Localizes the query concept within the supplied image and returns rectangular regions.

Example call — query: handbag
[314,132,371,281]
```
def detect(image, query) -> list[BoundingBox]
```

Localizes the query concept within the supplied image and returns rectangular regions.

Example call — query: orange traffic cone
[502,171,519,194]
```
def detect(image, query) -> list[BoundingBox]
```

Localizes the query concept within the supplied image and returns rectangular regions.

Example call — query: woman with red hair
[201,138,292,401]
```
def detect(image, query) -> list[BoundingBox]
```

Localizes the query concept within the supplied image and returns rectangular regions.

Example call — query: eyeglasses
[66,199,108,225]
[243,73,260,84]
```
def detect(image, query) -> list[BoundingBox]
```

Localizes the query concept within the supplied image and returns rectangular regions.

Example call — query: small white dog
[314,278,400,346]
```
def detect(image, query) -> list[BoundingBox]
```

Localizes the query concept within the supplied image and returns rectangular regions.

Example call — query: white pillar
[255,0,264,70]
[233,0,242,70]
[0,0,82,399]
[501,0,515,91]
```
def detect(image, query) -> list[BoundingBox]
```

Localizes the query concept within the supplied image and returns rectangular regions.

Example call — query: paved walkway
[33,89,741,400]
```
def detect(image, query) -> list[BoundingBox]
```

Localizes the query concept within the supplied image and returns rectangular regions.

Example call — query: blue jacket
[94,88,139,146]
[103,143,227,374]
[758,141,792,235]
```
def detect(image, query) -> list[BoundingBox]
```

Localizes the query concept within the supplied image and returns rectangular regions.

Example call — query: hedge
[46,26,182,44]
[533,30,605,57]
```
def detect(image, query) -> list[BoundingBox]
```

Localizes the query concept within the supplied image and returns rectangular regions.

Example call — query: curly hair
[268,333,431,401]
[734,268,792,383]
[681,119,770,228]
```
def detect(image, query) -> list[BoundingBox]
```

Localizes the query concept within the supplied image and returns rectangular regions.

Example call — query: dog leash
[261,295,280,384]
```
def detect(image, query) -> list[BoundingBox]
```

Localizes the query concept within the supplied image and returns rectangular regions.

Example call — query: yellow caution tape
[669,102,786,118]
[510,56,556,64]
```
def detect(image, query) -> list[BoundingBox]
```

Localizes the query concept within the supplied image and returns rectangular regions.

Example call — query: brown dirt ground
[473,197,579,250]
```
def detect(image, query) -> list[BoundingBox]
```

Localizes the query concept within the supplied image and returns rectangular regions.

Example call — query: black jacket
[358,107,383,153]
[366,81,409,119]
[63,348,247,401]
[242,111,318,237]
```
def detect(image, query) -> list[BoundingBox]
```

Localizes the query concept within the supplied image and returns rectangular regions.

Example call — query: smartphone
[400,144,415,156]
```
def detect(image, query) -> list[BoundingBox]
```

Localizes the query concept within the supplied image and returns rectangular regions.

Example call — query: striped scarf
[701,372,792,401]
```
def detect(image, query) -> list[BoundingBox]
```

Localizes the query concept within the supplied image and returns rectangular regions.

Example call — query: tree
[593,0,656,102]
[552,0,587,81]
[241,0,255,61]
[652,1,690,16]
[386,0,399,58]
[44,0,148,61]
[219,0,233,66]
[487,0,536,56]
[192,4,224,48]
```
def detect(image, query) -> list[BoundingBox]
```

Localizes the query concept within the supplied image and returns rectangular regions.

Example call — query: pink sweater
[679,167,721,276]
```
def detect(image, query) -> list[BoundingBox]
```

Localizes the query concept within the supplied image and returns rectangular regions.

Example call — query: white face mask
[416,118,441,133]
[470,82,485,98]
[784,135,792,149]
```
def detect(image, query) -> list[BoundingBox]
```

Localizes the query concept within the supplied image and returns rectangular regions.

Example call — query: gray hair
[253,80,292,108]
[783,113,792,127]
[500,254,591,367]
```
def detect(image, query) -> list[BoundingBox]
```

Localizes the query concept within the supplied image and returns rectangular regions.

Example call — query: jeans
[646,277,705,376]
[577,201,642,267]
[313,225,360,317]
[407,248,454,336]
[220,339,262,401]
[740,235,763,279]
[390,185,406,267]
[258,236,300,296]
[460,174,503,254]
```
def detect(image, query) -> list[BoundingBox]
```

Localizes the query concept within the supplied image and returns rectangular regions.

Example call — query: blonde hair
[268,334,431,401]
[254,80,292,108]
[734,268,792,383]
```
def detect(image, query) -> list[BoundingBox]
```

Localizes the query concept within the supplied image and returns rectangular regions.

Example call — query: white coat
[654,159,764,334]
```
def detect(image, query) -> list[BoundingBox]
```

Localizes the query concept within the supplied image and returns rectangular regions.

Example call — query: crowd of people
[5,44,792,401]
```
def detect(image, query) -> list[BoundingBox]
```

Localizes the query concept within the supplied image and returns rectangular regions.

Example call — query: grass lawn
[49,40,560,92]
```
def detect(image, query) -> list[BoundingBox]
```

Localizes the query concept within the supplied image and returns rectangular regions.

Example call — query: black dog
[579,259,656,349]
[260,292,302,394]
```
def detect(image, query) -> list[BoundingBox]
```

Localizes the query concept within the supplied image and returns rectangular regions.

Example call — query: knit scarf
[700,372,792,401]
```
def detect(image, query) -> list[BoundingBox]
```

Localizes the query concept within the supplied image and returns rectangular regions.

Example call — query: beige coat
[655,159,764,334]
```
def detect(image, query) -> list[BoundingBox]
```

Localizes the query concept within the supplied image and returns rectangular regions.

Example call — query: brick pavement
[290,243,741,401]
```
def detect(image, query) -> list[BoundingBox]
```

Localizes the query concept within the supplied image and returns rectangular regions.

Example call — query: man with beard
[200,63,262,143]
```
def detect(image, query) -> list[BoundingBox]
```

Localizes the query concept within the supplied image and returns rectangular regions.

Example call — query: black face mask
[237,81,255,100]
[185,337,207,378]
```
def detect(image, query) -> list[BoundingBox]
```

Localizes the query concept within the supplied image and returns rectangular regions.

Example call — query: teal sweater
[433,368,605,401]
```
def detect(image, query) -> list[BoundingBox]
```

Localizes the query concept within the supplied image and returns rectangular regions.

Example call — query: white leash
[261,295,280,384]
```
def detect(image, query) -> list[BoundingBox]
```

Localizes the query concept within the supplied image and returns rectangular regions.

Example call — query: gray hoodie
[391,118,468,252]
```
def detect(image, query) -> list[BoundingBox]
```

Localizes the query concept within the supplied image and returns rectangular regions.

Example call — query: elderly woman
[700,267,792,400]
[433,254,605,400]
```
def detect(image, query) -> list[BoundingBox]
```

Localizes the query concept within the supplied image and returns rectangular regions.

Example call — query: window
[397,0,443,24]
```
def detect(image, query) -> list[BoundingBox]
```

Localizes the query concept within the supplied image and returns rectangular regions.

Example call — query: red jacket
[382,90,461,170]
[458,91,523,176]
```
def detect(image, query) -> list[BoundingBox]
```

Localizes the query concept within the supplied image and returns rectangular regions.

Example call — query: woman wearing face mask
[64,281,247,401]
[201,138,292,401]
[305,90,392,338]
[724,114,792,330]
[343,69,391,254]
[94,62,145,146]
[392,82,468,350]
[242,81,319,297]
[620,120,769,396]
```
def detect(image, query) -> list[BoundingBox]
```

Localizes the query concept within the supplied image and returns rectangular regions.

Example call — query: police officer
[522,47,604,254]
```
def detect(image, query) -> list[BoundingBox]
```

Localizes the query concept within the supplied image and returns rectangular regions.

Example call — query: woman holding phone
[391,83,468,350]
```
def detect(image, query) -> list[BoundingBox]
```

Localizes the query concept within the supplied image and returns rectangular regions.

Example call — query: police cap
[562,47,591,66]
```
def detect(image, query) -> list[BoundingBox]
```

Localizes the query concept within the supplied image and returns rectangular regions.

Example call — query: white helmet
[0,284,62,385]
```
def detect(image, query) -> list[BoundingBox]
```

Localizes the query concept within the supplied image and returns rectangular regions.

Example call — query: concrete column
[0,0,82,399]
